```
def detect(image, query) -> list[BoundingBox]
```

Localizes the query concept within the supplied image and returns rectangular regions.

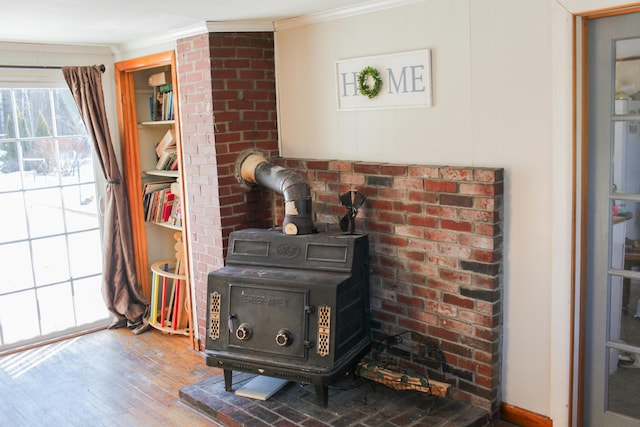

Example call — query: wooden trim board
[501,403,553,427]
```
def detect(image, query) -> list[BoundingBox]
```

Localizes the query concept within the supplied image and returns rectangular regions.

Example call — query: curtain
[62,65,148,330]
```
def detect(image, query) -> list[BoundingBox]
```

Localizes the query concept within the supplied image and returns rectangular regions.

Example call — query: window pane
[0,241,33,292]
[38,283,75,335]
[53,89,86,136]
[612,113,640,195]
[24,188,65,237]
[20,139,59,189]
[68,230,101,278]
[14,88,52,138]
[608,345,640,419]
[59,136,94,185]
[0,192,28,243]
[0,89,13,139]
[611,199,640,273]
[0,140,21,192]
[31,236,69,285]
[0,290,39,345]
[74,276,108,324]
[62,184,98,232]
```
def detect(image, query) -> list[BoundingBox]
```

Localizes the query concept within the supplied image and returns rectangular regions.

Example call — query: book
[142,181,172,221]
[169,197,182,227]
[147,84,173,121]
[161,191,175,222]
[168,156,179,171]
[155,129,176,157]
[150,270,159,324]
[156,149,177,170]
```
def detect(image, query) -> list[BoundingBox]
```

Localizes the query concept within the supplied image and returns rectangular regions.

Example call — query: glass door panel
[0,86,109,352]
[604,35,640,422]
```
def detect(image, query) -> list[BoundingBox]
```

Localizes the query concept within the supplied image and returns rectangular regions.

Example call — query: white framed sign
[336,49,432,111]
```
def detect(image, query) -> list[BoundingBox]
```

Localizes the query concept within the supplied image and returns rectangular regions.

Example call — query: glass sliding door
[0,85,109,352]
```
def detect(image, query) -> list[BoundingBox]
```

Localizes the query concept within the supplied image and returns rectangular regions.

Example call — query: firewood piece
[356,361,451,397]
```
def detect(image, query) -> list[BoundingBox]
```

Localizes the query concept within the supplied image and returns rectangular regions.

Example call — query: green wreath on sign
[357,66,383,99]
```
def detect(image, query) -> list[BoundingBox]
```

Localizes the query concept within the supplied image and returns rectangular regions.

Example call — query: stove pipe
[239,152,314,235]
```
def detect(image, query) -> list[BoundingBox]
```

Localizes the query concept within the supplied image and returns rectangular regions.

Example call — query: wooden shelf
[152,221,181,231]
[149,259,189,336]
[145,169,179,178]
[139,120,175,126]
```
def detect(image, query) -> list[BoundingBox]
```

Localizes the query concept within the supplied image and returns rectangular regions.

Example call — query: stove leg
[224,369,233,392]
[315,385,328,408]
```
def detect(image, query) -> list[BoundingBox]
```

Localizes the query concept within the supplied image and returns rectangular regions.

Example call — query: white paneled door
[585,10,640,426]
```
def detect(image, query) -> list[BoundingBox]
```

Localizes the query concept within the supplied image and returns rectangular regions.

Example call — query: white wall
[274,0,572,422]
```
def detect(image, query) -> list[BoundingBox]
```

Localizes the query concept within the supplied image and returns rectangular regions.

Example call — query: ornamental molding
[112,20,275,55]
[274,0,427,31]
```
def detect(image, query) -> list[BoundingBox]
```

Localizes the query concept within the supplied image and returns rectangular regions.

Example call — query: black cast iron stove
[205,228,370,407]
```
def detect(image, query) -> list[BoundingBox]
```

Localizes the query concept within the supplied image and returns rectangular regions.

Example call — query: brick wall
[176,31,503,415]
[176,32,279,345]
[272,159,504,414]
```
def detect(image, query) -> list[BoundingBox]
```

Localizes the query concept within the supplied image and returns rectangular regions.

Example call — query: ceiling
[0,0,378,49]
[3,0,639,52]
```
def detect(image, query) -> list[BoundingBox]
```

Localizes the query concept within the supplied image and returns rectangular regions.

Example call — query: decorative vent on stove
[317,305,331,357]
[209,292,221,340]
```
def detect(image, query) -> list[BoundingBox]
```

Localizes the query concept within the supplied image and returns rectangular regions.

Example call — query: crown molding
[274,0,427,31]
[0,41,112,55]
[112,1,423,53]
[204,21,275,33]
[112,20,274,55]
[113,1,422,54]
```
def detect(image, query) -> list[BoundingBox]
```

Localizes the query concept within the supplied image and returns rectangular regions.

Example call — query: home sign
[336,49,432,111]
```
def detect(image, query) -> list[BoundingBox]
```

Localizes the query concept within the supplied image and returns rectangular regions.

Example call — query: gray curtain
[62,65,148,328]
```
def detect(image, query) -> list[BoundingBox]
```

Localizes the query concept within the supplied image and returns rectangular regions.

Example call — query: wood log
[356,361,451,397]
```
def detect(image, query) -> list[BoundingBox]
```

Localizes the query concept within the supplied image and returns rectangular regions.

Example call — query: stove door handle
[228,314,237,333]
[236,323,253,341]
[275,329,293,347]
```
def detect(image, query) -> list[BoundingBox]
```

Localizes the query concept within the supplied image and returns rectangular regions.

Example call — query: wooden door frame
[113,51,183,299]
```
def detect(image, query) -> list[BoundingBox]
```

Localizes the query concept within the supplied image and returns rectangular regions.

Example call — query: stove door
[227,283,309,359]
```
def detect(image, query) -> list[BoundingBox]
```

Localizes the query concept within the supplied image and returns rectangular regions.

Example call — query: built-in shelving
[115,51,194,347]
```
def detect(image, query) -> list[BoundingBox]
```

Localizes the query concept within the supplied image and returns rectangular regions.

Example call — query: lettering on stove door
[242,292,289,307]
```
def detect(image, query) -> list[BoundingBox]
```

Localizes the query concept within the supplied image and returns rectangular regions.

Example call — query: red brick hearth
[176,31,504,416]
[274,159,504,414]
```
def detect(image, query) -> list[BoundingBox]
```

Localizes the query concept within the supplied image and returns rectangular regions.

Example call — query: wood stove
[205,228,370,407]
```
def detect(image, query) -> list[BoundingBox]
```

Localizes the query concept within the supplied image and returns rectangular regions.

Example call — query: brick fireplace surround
[176,32,504,415]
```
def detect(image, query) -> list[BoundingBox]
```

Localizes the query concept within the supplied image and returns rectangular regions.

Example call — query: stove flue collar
[238,150,314,235]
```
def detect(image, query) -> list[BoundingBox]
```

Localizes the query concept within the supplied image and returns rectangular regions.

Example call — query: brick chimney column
[176,31,278,349]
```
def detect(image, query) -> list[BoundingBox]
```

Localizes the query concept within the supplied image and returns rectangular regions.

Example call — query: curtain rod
[0,64,105,72]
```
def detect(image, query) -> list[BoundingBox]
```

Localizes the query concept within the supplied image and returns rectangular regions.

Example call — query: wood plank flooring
[0,328,222,426]
[0,328,521,427]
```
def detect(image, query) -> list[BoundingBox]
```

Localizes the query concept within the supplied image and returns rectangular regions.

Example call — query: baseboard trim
[501,403,553,427]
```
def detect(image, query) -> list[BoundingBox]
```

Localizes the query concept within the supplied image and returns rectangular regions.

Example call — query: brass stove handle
[275,329,292,347]
[236,323,253,341]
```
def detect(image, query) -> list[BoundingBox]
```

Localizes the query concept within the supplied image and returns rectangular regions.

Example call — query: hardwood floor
[0,328,221,426]
[0,328,522,427]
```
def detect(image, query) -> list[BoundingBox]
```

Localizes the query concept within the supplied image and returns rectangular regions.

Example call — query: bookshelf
[114,51,193,343]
